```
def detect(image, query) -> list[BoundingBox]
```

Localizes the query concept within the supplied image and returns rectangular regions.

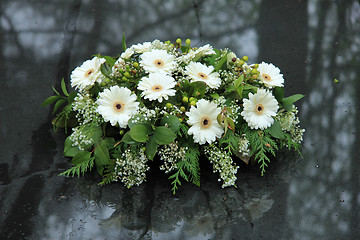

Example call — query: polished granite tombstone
[0,0,360,239]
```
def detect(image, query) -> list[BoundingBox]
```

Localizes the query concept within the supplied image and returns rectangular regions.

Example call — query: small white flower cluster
[204,145,239,188]
[276,106,305,143]
[69,127,93,151]
[238,135,251,158]
[149,39,177,55]
[113,148,150,188]
[72,93,102,125]
[129,106,158,125]
[158,142,187,174]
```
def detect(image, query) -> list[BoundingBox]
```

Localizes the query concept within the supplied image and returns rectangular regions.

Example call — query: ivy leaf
[64,136,81,157]
[71,151,91,165]
[153,126,176,145]
[129,124,148,142]
[145,136,158,160]
[268,120,285,139]
[160,115,181,132]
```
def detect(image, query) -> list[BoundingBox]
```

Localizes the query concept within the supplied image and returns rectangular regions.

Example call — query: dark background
[0,0,359,239]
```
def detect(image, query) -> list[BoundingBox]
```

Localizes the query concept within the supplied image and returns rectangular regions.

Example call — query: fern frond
[59,157,95,177]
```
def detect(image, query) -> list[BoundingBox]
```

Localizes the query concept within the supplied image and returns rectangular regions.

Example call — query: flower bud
[185,39,191,45]
[182,96,189,103]
[180,106,186,112]
[165,103,172,108]
[176,38,182,45]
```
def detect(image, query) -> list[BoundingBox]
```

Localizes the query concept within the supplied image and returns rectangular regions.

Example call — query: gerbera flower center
[85,68,95,77]
[262,74,271,82]
[151,85,163,92]
[113,102,125,112]
[154,59,164,67]
[255,104,265,114]
[200,116,212,129]
[198,72,208,80]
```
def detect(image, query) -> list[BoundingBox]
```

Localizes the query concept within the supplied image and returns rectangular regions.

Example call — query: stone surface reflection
[0,0,359,239]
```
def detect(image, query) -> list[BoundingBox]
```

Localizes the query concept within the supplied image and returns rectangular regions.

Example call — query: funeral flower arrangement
[43,38,304,194]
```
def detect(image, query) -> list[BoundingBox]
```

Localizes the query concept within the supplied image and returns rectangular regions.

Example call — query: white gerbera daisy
[194,44,216,56]
[257,62,284,88]
[120,48,134,59]
[70,57,105,90]
[138,72,176,102]
[96,86,139,128]
[241,89,279,130]
[185,62,221,89]
[140,49,176,73]
[186,99,224,145]
[132,42,151,53]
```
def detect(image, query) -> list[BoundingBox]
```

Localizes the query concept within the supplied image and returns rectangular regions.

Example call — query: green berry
[182,96,189,103]
[119,130,124,135]
[126,65,130,69]
[242,56,249,61]
[133,62,139,68]
[180,106,186,112]
[252,74,258,79]
[251,68,257,74]
[122,76,128,81]
[189,97,196,102]
[179,118,183,122]
[190,101,196,106]
[100,82,106,87]
[185,39,191,45]
[124,72,131,78]
[176,38,182,44]
[169,43,174,48]
[165,103,172,108]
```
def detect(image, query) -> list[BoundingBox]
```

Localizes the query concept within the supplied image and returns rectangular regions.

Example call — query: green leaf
[122,32,127,52]
[214,53,228,72]
[61,78,69,96]
[52,85,60,96]
[190,81,207,97]
[160,115,181,132]
[129,124,148,142]
[82,124,103,144]
[282,94,304,106]
[153,126,176,145]
[71,151,91,165]
[94,139,111,165]
[145,136,158,160]
[100,63,112,78]
[267,121,285,139]
[52,99,67,114]
[67,91,77,104]
[121,132,137,144]
[234,74,244,89]
[273,87,284,103]
[236,84,244,99]
[64,136,81,157]
[41,95,62,107]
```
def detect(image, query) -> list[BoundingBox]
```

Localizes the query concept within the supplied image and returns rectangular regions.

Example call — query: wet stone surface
[0,0,360,239]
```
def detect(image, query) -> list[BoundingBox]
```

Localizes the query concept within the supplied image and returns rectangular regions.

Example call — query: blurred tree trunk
[258,0,308,97]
